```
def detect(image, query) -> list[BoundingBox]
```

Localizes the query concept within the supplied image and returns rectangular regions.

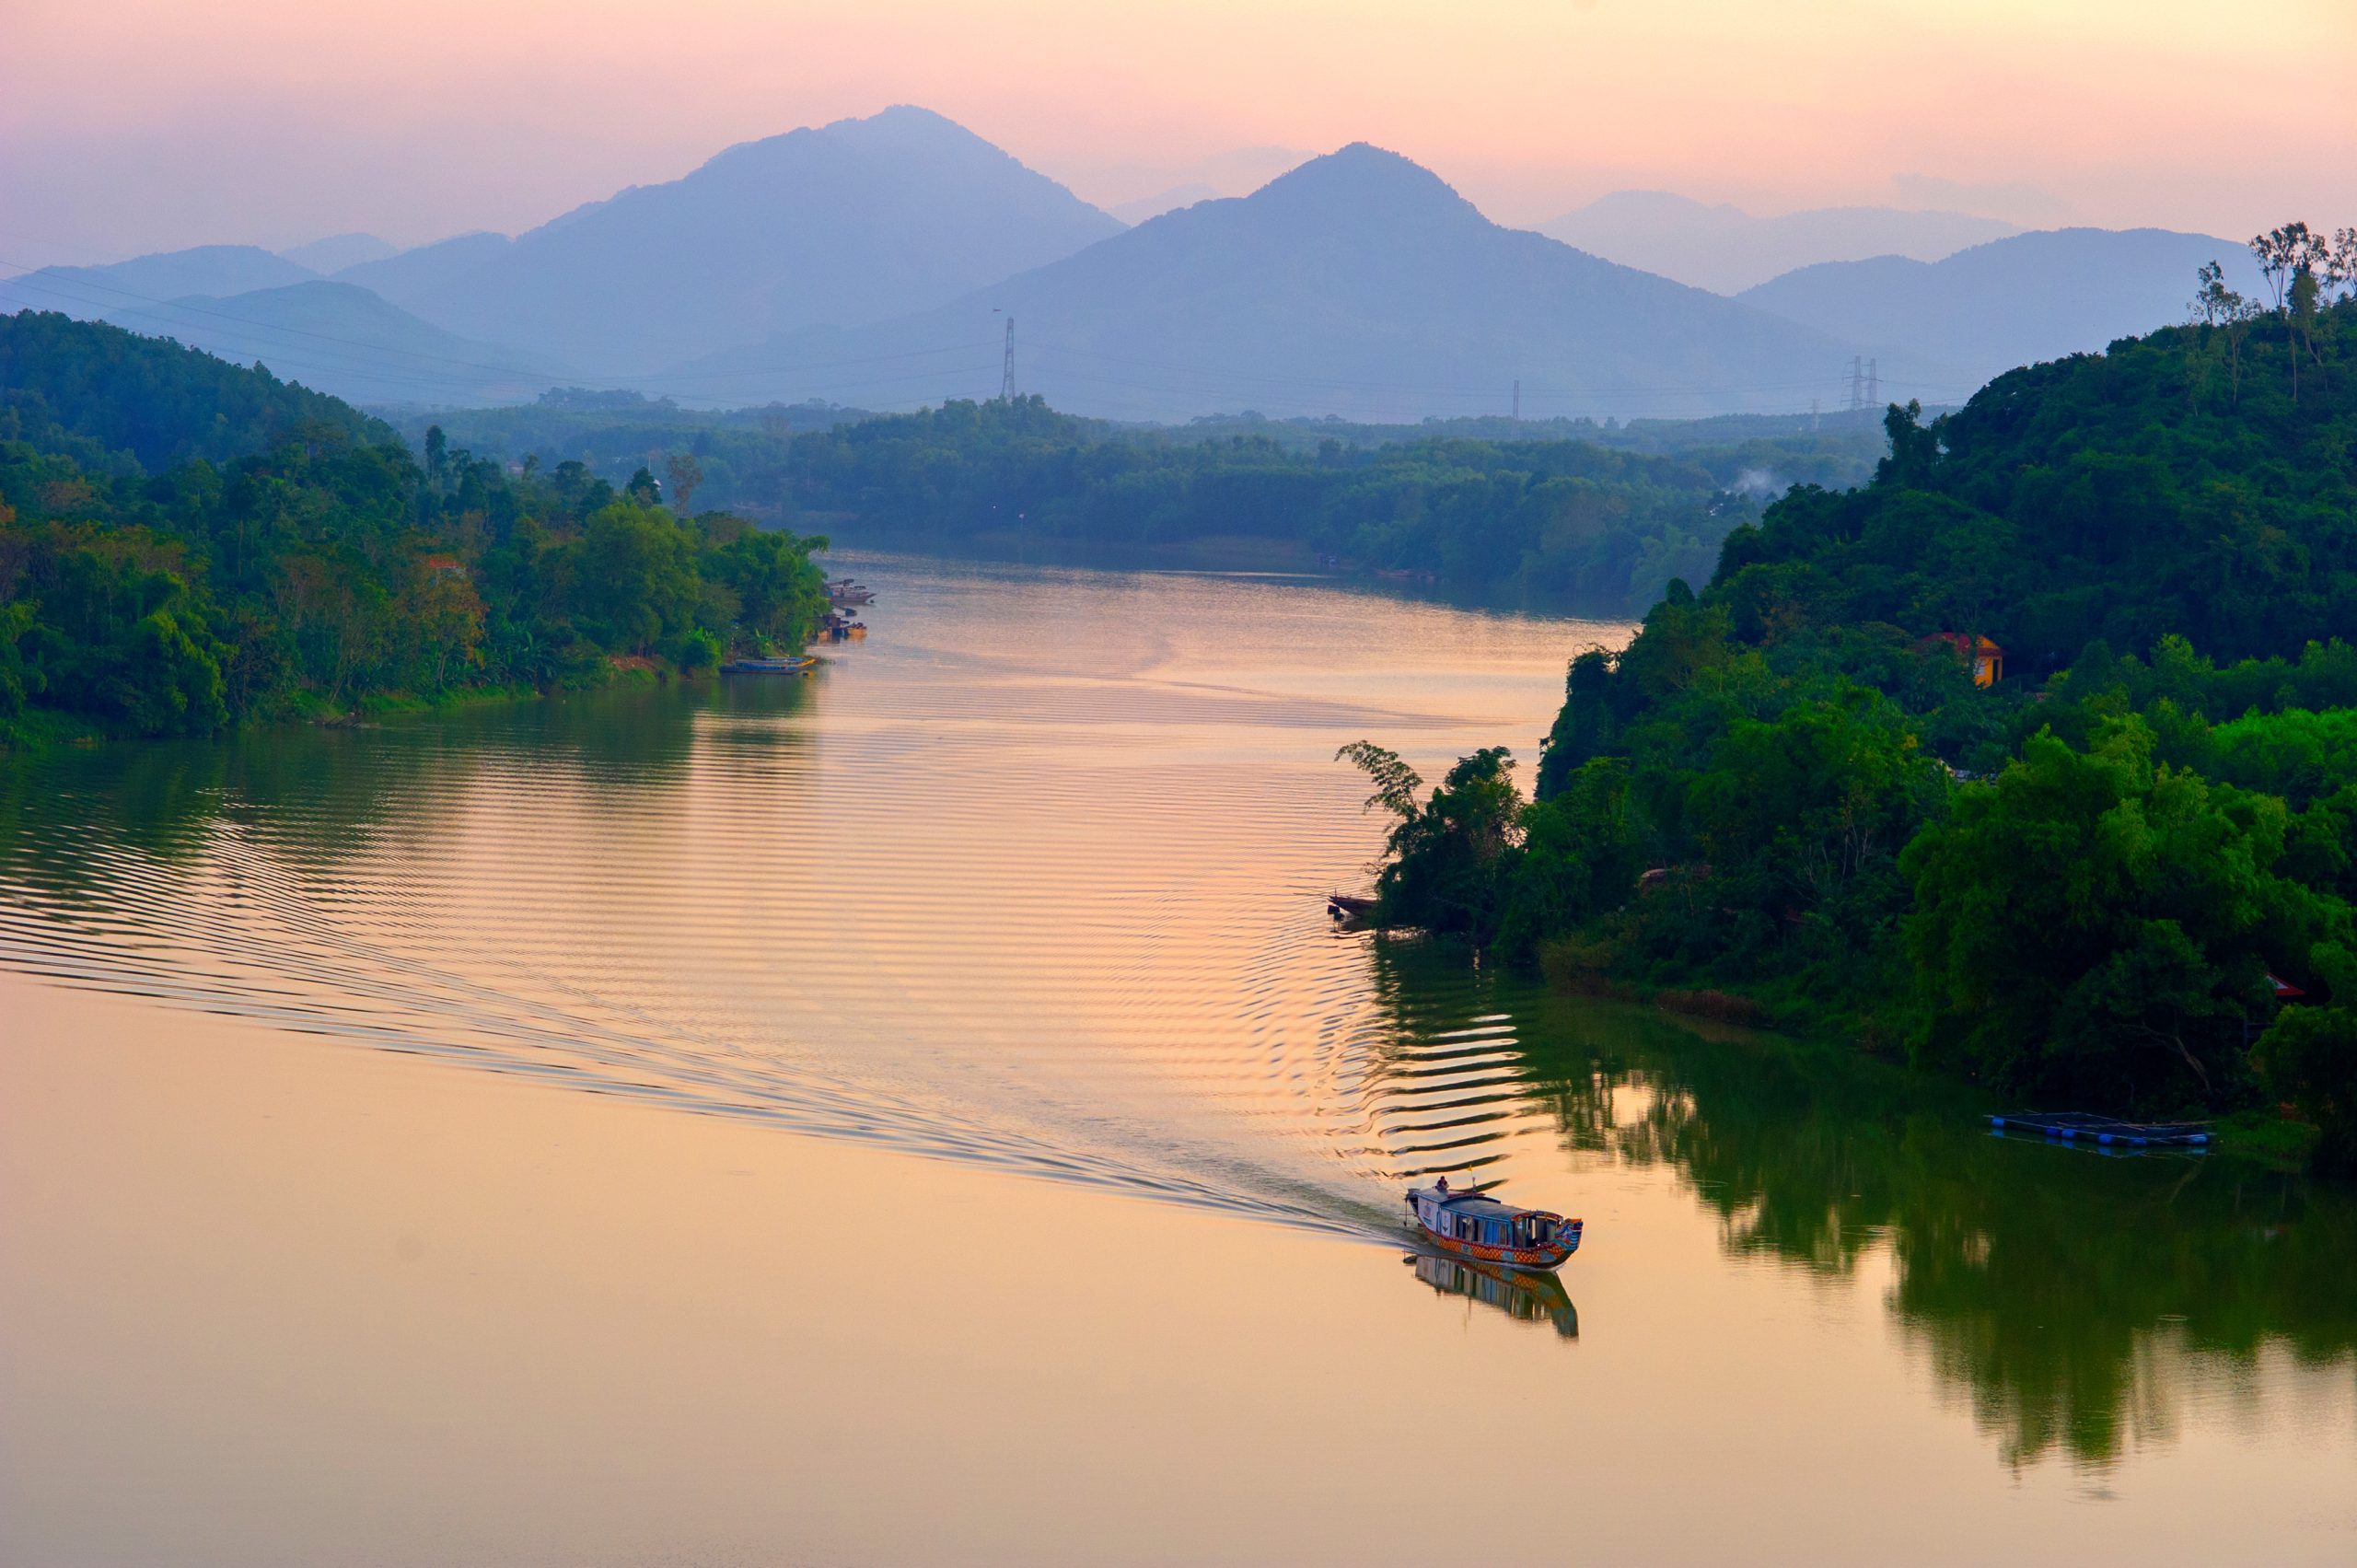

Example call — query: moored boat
[719,655,818,675]
[1405,1179,1581,1272]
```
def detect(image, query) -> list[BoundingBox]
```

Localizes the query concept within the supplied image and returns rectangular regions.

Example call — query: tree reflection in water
[1365,938,2357,1468]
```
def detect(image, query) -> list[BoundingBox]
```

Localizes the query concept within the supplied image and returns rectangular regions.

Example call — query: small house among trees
[1926,633,2003,687]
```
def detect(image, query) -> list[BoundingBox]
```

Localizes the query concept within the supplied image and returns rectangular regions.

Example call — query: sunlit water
[2,556,2351,1564]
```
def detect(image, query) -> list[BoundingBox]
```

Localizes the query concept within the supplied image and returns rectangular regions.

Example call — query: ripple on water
[0,558,1629,1242]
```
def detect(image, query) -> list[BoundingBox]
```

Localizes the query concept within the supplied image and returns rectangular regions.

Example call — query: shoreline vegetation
[0,311,831,751]
[13,226,2357,1177]
[1344,226,2357,1178]
[412,394,1895,619]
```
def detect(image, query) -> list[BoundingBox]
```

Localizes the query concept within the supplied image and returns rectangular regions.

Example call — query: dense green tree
[0,313,832,743]
[1899,718,2334,1107]
[2257,1005,2357,1175]
[1349,261,2357,1163]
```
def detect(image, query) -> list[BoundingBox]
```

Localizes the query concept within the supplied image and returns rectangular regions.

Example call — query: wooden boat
[1405,1180,1581,1272]
[719,655,818,675]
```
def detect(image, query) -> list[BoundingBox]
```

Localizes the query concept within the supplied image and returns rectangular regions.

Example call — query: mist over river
[2,556,2351,1565]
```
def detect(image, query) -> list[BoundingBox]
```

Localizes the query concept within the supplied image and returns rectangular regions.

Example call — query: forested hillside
[781,396,1770,612]
[0,312,828,745]
[1,308,395,470]
[1348,240,2357,1172]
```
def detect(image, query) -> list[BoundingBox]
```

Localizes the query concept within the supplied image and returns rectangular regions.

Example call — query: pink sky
[3,0,2352,265]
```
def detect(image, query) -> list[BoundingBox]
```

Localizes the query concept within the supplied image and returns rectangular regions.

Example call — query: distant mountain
[403,105,1124,375]
[1541,192,2019,294]
[331,231,515,308]
[280,233,398,273]
[78,281,567,409]
[1108,183,1220,225]
[1737,228,2270,390]
[0,245,318,318]
[660,144,1946,422]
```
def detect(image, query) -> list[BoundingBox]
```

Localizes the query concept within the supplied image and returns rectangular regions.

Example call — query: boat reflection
[1404,1249,1579,1339]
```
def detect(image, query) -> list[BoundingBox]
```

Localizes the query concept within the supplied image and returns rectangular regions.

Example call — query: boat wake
[0,560,1611,1249]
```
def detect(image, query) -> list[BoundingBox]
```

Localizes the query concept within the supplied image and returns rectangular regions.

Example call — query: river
[1,555,2351,1564]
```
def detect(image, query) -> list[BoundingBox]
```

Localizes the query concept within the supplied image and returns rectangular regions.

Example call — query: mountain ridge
[1541,192,2021,293]
[400,105,1124,375]
[1737,227,2270,389]
[660,142,1951,421]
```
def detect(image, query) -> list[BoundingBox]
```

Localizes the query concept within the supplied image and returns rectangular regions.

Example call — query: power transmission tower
[1810,397,1821,431]
[1866,358,1880,410]
[1848,355,1864,412]
[999,318,1016,401]
[1511,378,1521,422]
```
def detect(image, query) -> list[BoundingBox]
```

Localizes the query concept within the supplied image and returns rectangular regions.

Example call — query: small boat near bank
[1405,1180,1583,1272]
[1988,1111,2212,1149]
[719,655,818,675]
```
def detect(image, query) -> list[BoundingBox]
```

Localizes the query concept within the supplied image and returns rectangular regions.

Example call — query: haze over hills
[661,144,1950,422]
[1,111,2288,424]
[1108,183,1219,225]
[1542,192,2021,295]
[77,281,564,408]
[280,233,398,273]
[331,232,517,309]
[0,245,319,318]
[1738,227,2270,389]
[400,105,1124,375]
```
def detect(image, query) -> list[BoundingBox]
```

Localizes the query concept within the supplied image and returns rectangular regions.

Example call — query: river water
[0,556,2351,1564]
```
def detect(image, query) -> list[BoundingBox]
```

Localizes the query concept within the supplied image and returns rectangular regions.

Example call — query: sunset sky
[4,0,2352,266]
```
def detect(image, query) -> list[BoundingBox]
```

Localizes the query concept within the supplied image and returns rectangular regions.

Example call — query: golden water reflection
[1,556,2352,1562]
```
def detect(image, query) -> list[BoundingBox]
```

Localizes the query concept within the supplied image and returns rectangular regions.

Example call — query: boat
[719,655,818,675]
[828,578,876,607]
[1988,1111,2211,1148]
[1405,1180,1582,1272]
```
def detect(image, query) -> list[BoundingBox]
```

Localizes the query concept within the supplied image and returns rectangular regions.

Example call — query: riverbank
[6,555,2353,1562]
[1,654,761,755]
[1536,940,2324,1171]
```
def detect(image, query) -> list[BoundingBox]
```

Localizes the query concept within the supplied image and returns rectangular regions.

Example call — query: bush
[2257,1006,2357,1176]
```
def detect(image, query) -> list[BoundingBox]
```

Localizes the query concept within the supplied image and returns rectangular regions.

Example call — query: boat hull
[1411,1218,1581,1272]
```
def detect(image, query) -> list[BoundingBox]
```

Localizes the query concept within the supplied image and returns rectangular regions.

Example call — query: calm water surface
[1,556,2351,1564]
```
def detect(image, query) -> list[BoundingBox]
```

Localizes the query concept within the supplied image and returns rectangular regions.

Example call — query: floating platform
[1989,1112,2211,1148]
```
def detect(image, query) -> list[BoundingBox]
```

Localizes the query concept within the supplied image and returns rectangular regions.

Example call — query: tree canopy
[1,312,828,743]
[1348,246,2357,1168]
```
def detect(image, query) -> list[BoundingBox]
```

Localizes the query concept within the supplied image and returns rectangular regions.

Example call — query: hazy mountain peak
[663,144,1929,423]
[399,107,1121,373]
[0,245,319,318]
[1577,190,1744,219]
[1250,144,1480,223]
[279,233,397,273]
[824,102,977,141]
[1737,225,2265,392]
[1542,192,2020,293]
